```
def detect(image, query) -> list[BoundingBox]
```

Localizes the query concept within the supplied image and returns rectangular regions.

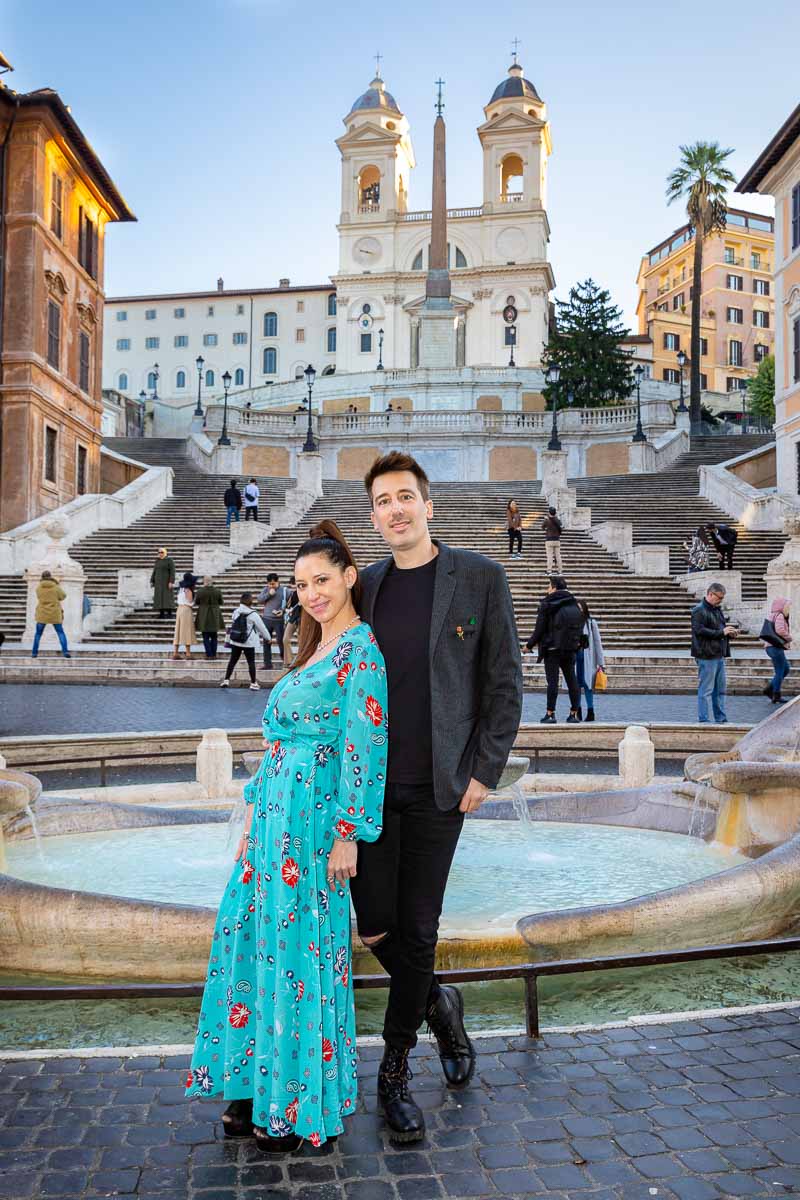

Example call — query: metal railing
[2,937,798,1039]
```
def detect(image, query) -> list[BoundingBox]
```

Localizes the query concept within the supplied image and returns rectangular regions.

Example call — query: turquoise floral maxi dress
[186,622,387,1146]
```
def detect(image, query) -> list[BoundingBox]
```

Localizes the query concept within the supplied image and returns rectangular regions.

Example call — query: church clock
[353,236,382,266]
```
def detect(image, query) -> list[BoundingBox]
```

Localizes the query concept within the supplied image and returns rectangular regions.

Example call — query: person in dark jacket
[224,480,242,526]
[150,548,175,617]
[542,507,563,574]
[195,576,225,658]
[691,582,739,723]
[524,575,584,723]
[707,522,738,570]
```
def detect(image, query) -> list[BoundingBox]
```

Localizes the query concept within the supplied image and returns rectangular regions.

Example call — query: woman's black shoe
[377,1045,425,1143]
[585,708,595,722]
[222,1098,253,1138]
[763,683,774,698]
[773,693,787,704]
[253,1125,303,1154]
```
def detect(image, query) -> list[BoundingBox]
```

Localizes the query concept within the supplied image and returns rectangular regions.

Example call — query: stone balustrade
[700,447,798,531]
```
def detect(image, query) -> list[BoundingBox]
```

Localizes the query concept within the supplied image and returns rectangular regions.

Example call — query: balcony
[358,204,381,216]
[657,284,671,296]
[398,206,484,222]
[500,193,524,204]
[724,255,744,267]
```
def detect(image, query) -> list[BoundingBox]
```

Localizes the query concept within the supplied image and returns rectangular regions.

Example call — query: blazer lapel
[362,556,392,625]
[429,541,457,658]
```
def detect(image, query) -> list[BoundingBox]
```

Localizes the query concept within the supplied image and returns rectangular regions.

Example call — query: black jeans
[508,529,522,554]
[718,549,734,570]
[262,618,285,668]
[350,782,464,1050]
[245,506,258,521]
[202,632,218,658]
[543,649,580,711]
[225,645,256,682]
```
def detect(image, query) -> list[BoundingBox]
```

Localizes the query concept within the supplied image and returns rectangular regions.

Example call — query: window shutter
[78,206,84,267]
[675,335,680,351]
[91,222,99,280]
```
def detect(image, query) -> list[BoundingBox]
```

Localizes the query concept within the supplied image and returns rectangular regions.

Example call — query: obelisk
[419,79,457,368]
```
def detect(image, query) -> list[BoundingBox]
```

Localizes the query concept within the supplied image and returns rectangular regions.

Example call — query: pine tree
[542,279,633,408]
[747,354,775,424]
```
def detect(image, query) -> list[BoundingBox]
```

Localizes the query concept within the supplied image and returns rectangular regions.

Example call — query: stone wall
[321,394,370,415]
[337,446,379,480]
[489,446,537,481]
[476,394,502,411]
[586,441,630,476]
[522,391,545,412]
[242,446,291,476]
[729,445,776,489]
[99,453,145,494]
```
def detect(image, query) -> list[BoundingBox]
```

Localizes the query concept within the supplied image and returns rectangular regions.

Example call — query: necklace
[312,617,360,661]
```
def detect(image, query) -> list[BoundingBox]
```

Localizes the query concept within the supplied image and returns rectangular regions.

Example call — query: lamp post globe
[676,348,688,414]
[303,363,318,452]
[632,363,647,443]
[545,364,562,451]
[195,354,205,417]
[218,369,232,446]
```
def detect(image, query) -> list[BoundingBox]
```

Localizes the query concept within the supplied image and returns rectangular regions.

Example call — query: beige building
[0,64,134,532]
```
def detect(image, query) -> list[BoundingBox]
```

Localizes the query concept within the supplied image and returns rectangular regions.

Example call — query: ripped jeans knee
[360,930,389,948]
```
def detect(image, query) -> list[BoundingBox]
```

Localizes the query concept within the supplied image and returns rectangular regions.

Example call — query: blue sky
[2,0,793,325]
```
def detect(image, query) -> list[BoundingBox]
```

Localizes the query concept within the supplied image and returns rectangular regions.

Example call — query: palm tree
[666,142,736,428]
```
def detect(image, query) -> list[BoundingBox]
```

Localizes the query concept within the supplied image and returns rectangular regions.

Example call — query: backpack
[553,600,585,653]
[245,485,257,502]
[228,610,250,643]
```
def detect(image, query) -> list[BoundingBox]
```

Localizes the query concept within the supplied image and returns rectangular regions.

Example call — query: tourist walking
[187,521,387,1153]
[683,526,710,573]
[691,582,738,723]
[351,451,522,1145]
[762,597,792,704]
[150,548,175,618]
[30,570,71,658]
[195,576,225,659]
[220,593,270,689]
[243,477,260,521]
[172,574,196,660]
[542,506,563,573]
[525,575,584,723]
[707,521,738,571]
[506,499,523,558]
[224,479,242,525]
[282,576,300,664]
[258,572,291,670]
[575,599,605,722]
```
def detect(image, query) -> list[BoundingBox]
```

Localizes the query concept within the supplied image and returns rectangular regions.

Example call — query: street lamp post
[218,370,232,446]
[676,348,688,413]
[632,364,647,443]
[377,328,384,372]
[508,324,517,368]
[303,363,317,452]
[546,364,562,451]
[195,355,205,417]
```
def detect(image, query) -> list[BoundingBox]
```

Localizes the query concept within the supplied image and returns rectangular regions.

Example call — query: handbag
[760,618,787,649]
[594,667,608,691]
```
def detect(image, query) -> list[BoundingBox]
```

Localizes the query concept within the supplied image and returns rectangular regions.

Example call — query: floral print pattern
[185,623,387,1145]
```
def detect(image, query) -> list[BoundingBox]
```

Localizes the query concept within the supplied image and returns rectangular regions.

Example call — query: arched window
[263,311,278,337]
[327,327,337,353]
[147,371,157,390]
[327,293,337,316]
[263,347,277,374]
[205,369,215,387]
[118,372,128,392]
[176,370,186,388]
[358,165,381,210]
[412,243,467,271]
[455,247,467,268]
[234,367,245,386]
[294,366,304,380]
[412,249,423,271]
[501,153,524,200]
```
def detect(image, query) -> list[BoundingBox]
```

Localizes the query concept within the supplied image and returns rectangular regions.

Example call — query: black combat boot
[377,1045,425,1143]
[426,984,476,1089]
[222,1098,253,1138]
[585,708,595,722]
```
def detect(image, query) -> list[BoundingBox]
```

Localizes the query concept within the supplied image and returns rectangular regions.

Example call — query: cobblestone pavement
[2,1008,800,1199]
[0,683,771,737]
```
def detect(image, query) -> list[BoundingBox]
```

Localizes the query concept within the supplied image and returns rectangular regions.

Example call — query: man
[691,582,738,723]
[352,450,522,1144]
[223,479,241,526]
[257,572,289,670]
[542,506,563,574]
[707,522,738,571]
[524,575,584,724]
[243,477,260,521]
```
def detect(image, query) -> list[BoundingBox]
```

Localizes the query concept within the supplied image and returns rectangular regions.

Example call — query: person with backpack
[220,592,270,689]
[243,477,260,521]
[575,598,605,722]
[541,507,563,574]
[223,480,242,526]
[524,575,583,723]
[761,597,792,704]
[258,572,291,670]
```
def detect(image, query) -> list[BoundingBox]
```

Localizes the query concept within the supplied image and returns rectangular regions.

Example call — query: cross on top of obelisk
[511,36,522,64]
[435,78,445,116]
[374,51,383,77]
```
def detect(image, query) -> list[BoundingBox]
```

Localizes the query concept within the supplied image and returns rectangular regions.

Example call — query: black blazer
[359,541,523,811]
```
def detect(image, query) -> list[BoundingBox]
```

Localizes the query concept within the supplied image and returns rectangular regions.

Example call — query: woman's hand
[234,815,253,864]
[327,839,358,890]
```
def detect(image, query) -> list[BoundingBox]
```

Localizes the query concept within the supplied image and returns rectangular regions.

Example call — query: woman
[575,598,605,722]
[172,572,196,660]
[30,570,71,658]
[683,526,709,574]
[187,521,387,1153]
[507,500,523,558]
[763,597,791,704]
[195,576,224,659]
[151,548,175,618]
[220,592,270,689]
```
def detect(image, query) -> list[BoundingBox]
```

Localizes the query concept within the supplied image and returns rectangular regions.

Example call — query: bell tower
[477,55,551,213]
[336,68,415,227]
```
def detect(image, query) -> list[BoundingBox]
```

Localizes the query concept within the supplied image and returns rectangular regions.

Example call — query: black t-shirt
[372,555,437,785]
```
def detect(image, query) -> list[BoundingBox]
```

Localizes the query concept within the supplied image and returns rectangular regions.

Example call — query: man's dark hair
[230,479,238,487]
[266,572,279,582]
[240,592,253,605]
[249,477,257,483]
[364,450,430,505]
[548,506,556,515]
[549,575,568,590]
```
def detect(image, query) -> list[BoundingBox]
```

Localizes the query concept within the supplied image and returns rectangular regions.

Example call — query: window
[727,274,743,291]
[360,332,373,353]
[116,338,130,351]
[145,336,160,350]
[724,247,736,264]
[116,311,127,322]
[45,426,57,483]
[263,347,277,373]
[663,332,680,351]
[296,328,305,343]
[412,250,423,270]
[79,331,90,392]
[47,301,61,369]
[118,372,128,391]
[663,368,680,383]
[751,253,761,269]
[672,292,685,310]
[234,368,245,386]
[263,312,278,337]
[754,343,769,363]
[147,371,158,390]
[296,300,304,313]
[455,247,467,268]
[729,339,743,367]
[794,318,800,382]
[657,302,668,312]
[754,279,770,296]
[726,212,747,226]
[236,304,245,315]
[77,445,87,495]
[700,373,708,389]
[727,307,743,324]
[233,331,247,345]
[754,310,770,328]
[327,293,337,317]
[205,369,215,387]
[77,208,98,279]
[327,327,337,353]
[145,309,157,320]
[174,335,188,348]
[50,173,63,239]
[700,337,708,356]
[203,333,218,346]
[207,305,214,317]
[727,376,747,391]
[750,217,772,231]
[793,184,800,251]
[174,307,185,318]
